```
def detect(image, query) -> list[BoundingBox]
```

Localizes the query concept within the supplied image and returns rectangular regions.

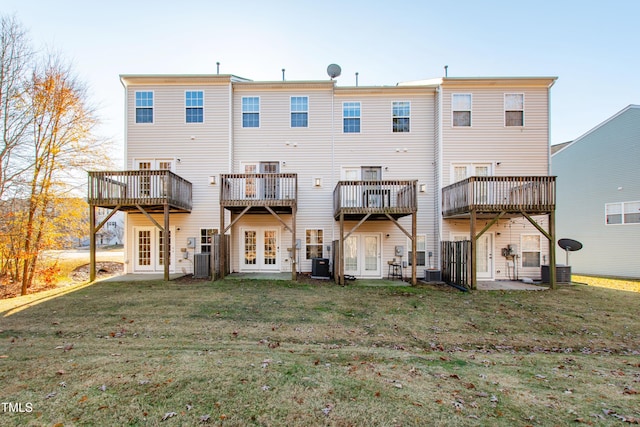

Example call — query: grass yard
[1,278,639,426]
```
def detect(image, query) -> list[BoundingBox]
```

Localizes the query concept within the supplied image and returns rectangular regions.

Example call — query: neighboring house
[88,72,557,287]
[552,105,640,278]
[95,208,124,246]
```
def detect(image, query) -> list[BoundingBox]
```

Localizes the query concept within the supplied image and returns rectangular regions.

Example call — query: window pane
[624,201,640,224]
[243,113,259,127]
[505,93,523,110]
[453,111,470,127]
[505,111,523,126]
[291,112,308,127]
[521,235,540,251]
[606,203,622,224]
[186,108,203,123]
[452,94,471,110]
[522,252,540,267]
[393,117,410,132]
[344,118,360,133]
[136,108,153,123]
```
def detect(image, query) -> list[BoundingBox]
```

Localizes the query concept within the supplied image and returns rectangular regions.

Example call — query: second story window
[343,102,361,133]
[186,91,204,123]
[291,96,308,127]
[392,101,410,132]
[452,93,471,127]
[135,91,153,123]
[505,93,524,126]
[242,97,260,128]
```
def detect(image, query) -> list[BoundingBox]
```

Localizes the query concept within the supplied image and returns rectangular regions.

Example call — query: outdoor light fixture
[209,175,216,185]
[419,184,426,193]
[314,178,322,187]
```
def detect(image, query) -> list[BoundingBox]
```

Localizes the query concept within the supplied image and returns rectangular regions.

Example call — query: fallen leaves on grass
[161,411,177,421]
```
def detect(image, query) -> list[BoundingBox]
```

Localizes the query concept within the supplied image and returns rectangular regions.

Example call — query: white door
[134,227,154,272]
[241,227,280,271]
[343,233,381,278]
[453,233,493,280]
[133,226,175,273]
[135,159,174,198]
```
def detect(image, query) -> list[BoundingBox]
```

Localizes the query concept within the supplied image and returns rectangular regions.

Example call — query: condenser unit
[193,253,211,279]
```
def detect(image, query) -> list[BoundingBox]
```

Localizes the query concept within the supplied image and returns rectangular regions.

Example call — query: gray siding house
[552,105,640,278]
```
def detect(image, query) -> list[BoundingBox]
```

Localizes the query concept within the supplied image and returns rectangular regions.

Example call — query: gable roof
[551,104,640,156]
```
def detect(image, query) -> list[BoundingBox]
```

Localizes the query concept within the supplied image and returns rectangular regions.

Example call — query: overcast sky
[4,0,639,165]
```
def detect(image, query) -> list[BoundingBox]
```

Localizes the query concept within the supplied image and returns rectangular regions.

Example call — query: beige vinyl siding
[125,81,232,274]
[440,85,551,187]
[439,79,554,280]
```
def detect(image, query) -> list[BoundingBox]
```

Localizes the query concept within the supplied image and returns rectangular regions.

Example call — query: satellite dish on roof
[327,64,341,79]
[558,238,583,265]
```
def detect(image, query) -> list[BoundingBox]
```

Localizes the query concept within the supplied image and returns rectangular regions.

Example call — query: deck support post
[339,211,345,286]
[219,204,225,280]
[470,209,477,290]
[89,205,96,282]
[163,203,170,281]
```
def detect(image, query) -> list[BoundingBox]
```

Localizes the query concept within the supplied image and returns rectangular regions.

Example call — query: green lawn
[1,278,639,426]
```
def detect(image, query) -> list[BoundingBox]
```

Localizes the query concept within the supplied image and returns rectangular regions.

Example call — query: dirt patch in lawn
[69,261,124,282]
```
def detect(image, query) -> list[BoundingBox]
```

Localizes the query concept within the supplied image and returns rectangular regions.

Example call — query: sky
[4,0,640,166]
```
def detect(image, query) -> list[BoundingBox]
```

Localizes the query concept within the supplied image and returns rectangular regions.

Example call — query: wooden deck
[220,173,297,213]
[442,176,555,218]
[88,170,192,212]
[333,180,417,220]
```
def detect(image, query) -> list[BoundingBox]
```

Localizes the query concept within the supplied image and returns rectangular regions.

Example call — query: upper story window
[452,94,471,127]
[185,91,204,123]
[135,91,153,123]
[606,201,640,225]
[291,96,308,127]
[343,102,361,133]
[242,97,260,128]
[505,93,524,126]
[392,101,410,132]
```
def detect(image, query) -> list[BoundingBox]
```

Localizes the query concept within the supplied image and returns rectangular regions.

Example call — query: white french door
[241,227,280,271]
[135,159,175,198]
[344,233,382,278]
[453,233,494,280]
[133,226,176,273]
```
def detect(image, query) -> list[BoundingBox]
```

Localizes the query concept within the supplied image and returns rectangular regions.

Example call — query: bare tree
[0,15,32,200]
[0,15,112,294]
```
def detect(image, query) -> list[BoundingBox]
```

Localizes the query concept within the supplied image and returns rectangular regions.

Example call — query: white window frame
[392,101,410,133]
[200,228,218,253]
[135,90,154,124]
[185,90,204,124]
[606,201,640,225]
[343,101,361,133]
[450,163,493,183]
[242,96,260,128]
[407,234,427,267]
[290,96,309,128]
[504,93,524,127]
[305,229,324,260]
[452,93,472,127]
[521,234,541,268]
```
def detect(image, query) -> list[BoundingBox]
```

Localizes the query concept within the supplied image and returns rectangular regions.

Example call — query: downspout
[435,84,443,268]
[229,80,233,173]
[119,76,129,274]
[331,81,336,246]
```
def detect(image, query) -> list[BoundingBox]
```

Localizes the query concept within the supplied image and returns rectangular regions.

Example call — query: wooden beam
[339,211,345,286]
[344,214,371,240]
[94,205,122,233]
[291,204,297,281]
[163,203,170,281]
[384,213,412,239]
[470,210,477,290]
[548,211,557,290]
[520,211,552,241]
[219,204,225,280]
[135,204,164,232]
[411,211,417,286]
[475,211,506,239]
[223,206,251,234]
[89,205,96,282]
[265,206,293,233]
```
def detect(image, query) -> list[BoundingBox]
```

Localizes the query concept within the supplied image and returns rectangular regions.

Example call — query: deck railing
[220,173,297,206]
[333,180,417,217]
[442,176,555,217]
[88,170,192,211]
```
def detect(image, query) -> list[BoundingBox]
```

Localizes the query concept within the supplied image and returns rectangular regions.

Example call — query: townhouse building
[88,71,557,288]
